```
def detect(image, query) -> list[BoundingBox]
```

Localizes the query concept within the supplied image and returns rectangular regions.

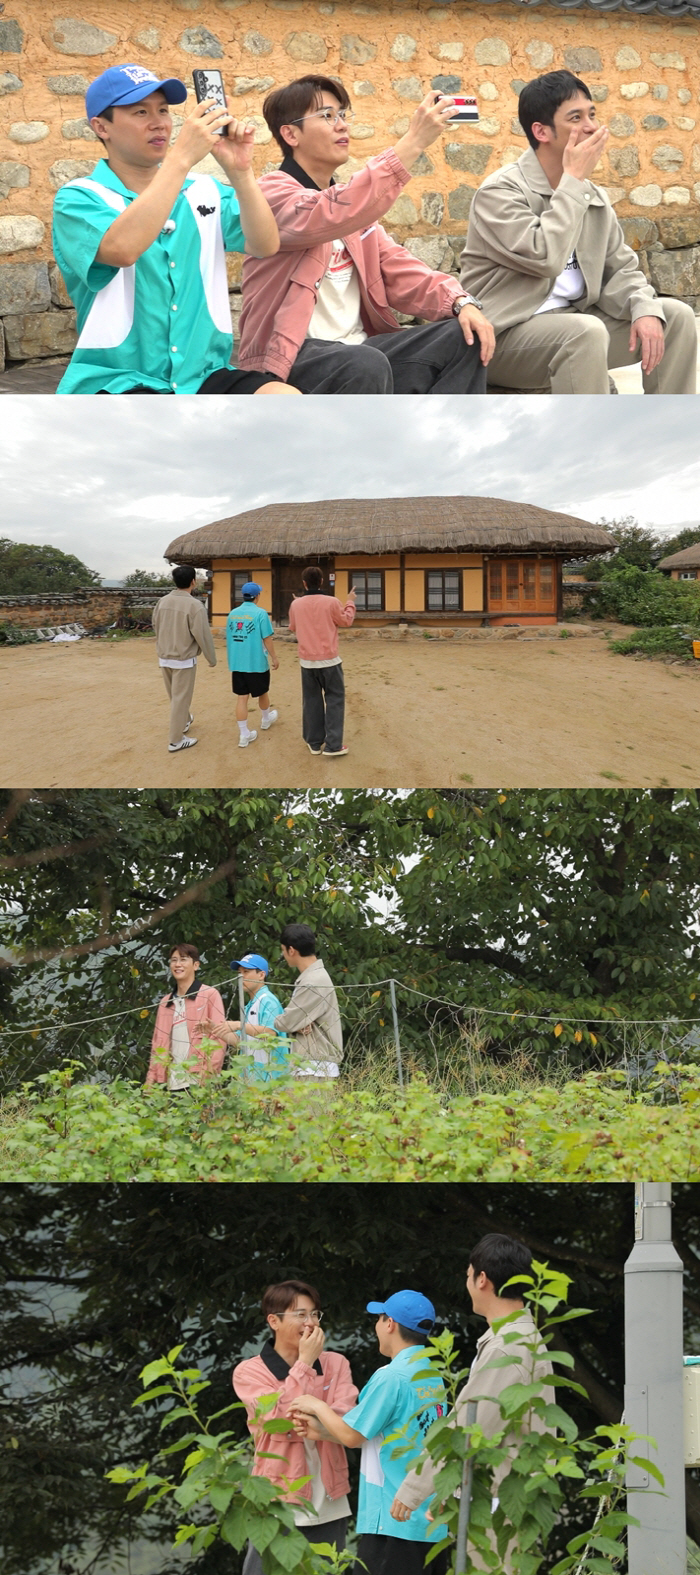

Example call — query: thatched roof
[658,545,700,570]
[165,498,612,564]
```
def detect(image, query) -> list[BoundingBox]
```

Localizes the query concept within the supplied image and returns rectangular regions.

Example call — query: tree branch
[0,853,239,970]
[443,946,528,977]
[0,833,113,873]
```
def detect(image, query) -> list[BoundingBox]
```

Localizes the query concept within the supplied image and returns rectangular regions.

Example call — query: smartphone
[192,68,228,134]
[439,94,479,125]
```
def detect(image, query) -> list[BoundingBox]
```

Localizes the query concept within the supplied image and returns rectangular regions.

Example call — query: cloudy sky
[2,396,698,577]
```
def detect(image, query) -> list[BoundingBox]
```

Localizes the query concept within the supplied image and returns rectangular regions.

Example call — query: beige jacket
[274,957,343,1068]
[396,1308,554,1514]
[461,147,665,335]
[152,589,217,666]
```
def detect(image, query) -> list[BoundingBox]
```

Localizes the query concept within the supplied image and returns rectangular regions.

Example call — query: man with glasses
[237,74,494,393]
[233,1280,358,1573]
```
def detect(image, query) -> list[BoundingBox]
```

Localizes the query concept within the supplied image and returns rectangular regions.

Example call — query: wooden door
[487,558,556,616]
[272,558,334,623]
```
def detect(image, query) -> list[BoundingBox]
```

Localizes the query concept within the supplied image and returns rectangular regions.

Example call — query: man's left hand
[212,103,256,177]
[457,303,496,366]
[390,1495,412,1522]
[629,315,665,375]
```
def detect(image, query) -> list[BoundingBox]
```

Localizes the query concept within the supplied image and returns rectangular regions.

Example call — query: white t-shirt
[169,994,191,1090]
[293,1440,351,1528]
[535,250,585,314]
[307,240,367,344]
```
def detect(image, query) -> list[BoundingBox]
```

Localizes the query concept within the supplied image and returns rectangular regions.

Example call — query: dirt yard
[2,630,699,788]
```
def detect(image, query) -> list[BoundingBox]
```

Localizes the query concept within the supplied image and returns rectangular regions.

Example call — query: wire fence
[0,974,696,1099]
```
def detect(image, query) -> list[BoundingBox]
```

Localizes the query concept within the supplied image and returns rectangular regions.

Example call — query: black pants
[242,1516,348,1575]
[355,1532,449,1575]
[98,367,280,394]
[287,319,487,394]
[301,664,345,752]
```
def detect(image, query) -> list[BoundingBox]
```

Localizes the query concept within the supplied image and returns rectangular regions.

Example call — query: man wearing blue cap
[52,63,296,396]
[291,1290,448,1575]
[226,583,279,748]
[202,953,289,1081]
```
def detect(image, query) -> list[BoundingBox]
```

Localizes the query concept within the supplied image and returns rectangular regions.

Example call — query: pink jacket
[233,1347,358,1502]
[238,149,464,379]
[288,594,356,662]
[146,983,226,1084]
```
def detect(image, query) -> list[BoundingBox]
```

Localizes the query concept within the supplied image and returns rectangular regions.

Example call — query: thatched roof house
[658,544,700,581]
[165,497,612,628]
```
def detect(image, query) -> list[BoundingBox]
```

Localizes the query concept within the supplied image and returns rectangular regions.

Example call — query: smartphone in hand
[439,93,479,125]
[192,68,228,134]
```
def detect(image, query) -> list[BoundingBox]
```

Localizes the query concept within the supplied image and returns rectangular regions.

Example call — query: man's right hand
[395,91,459,168]
[169,98,233,172]
[298,1325,325,1366]
[561,123,609,184]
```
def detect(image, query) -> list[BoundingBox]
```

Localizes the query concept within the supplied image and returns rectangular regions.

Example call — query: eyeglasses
[285,1309,323,1323]
[286,108,355,127]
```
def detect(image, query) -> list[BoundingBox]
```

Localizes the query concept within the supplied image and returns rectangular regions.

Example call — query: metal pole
[388,979,404,1088]
[238,973,249,1059]
[625,1182,686,1575]
[455,1400,478,1575]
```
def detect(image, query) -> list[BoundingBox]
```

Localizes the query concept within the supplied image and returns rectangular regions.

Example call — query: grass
[1,1045,699,1182]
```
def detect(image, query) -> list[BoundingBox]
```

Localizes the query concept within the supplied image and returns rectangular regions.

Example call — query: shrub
[610,626,700,660]
[582,565,700,627]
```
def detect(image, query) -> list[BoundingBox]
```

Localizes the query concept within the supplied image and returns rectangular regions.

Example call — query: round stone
[421,191,444,226]
[349,123,375,139]
[609,146,640,177]
[9,122,49,143]
[47,74,88,93]
[478,82,498,101]
[0,215,45,254]
[0,73,23,96]
[609,114,635,137]
[474,38,510,67]
[630,183,663,206]
[385,194,418,225]
[243,31,273,56]
[620,84,649,100]
[564,47,602,72]
[133,28,160,52]
[46,19,116,55]
[48,158,94,188]
[445,142,492,174]
[480,117,501,136]
[524,41,553,69]
[662,186,690,205]
[615,47,641,69]
[651,144,684,171]
[590,86,609,103]
[392,77,423,102]
[437,43,464,61]
[0,161,29,196]
[642,116,668,131]
[390,34,417,62]
[675,118,696,132]
[340,34,376,65]
[652,86,669,101]
[285,31,327,63]
[650,52,685,70]
[353,81,375,96]
[61,118,97,140]
[678,89,692,105]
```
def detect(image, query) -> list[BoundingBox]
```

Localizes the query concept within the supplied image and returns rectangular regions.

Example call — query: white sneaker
[238,729,258,748]
[169,736,198,752]
[183,713,194,733]
[261,708,278,731]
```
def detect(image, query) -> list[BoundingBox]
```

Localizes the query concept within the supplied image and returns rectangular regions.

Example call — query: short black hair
[469,1234,532,1299]
[302,565,324,592]
[92,102,114,144]
[263,74,351,152]
[518,70,592,152]
[397,1324,429,1346]
[172,564,197,589]
[281,922,317,956]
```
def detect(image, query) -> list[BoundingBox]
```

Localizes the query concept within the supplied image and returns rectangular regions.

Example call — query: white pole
[389,979,404,1088]
[625,1182,686,1575]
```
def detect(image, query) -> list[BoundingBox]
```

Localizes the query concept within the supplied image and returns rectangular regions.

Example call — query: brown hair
[263,74,351,152]
[169,943,200,963]
[262,1279,321,1319]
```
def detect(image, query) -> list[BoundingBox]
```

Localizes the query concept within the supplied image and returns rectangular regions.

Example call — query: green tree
[2,1184,700,1575]
[657,526,700,561]
[0,537,101,594]
[123,570,176,589]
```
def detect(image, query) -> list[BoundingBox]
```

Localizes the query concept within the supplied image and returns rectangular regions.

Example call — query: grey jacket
[461,147,665,335]
[152,589,217,666]
[274,957,343,1068]
[395,1308,554,1512]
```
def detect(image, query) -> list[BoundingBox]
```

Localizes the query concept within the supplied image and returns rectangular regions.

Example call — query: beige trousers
[160,664,197,747]
[487,297,697,394]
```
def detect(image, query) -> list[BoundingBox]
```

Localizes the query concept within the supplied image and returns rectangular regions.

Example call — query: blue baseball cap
[86,64,188,121]
[242,582,263,599]
[231,953,269,974]
[366,1290,436,1334]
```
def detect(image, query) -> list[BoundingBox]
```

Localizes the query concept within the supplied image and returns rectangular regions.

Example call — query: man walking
[390,1234,554,1573]
[201,952,290,1081]
[238,73,494,392]
[226,582,279,749]
[152,565,216,753]
[275,923,343,1078]
[288,567,355,757]
[233,1279,358,1573]
[291,1290,448,1575]
[145,942,226,1088]
[462,70,696,393]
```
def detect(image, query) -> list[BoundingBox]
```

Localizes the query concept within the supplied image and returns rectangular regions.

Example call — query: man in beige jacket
[390,1234,553,1573]
[461,70,697,394]
[152,564,217,753]
[274,922,343,1078]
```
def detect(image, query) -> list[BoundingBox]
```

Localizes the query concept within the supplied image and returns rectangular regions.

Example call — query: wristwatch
[452,292,482,316]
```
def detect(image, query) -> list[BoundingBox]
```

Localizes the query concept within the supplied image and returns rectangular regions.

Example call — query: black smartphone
[192,68,228,134]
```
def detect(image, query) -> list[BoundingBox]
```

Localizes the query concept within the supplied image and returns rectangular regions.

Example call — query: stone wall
[0,585,194,628]
[1,0,699,367]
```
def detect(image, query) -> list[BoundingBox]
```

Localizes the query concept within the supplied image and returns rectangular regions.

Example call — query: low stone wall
[1,0,699,368]
[0,586,206,629]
